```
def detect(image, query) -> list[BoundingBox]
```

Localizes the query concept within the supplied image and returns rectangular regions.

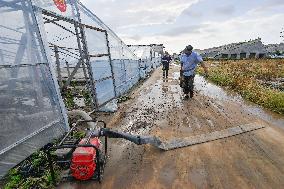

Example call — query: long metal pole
[105,31,117,97]
[73,2,98,109]
[54,45,63,89]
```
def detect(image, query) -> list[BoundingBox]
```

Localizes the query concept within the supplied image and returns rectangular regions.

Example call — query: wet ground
[59,65,284,189]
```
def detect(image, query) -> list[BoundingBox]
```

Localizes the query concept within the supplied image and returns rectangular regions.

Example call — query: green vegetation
[199,59,284,114]
[4,151,59,189]
[82,89,92,106]
[63,89,76,108]
[117,95,131,103]
[61,80,93,109]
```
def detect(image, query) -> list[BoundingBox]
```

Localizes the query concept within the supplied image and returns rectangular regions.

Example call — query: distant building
[265,43,284,54]
[199,38,267,59]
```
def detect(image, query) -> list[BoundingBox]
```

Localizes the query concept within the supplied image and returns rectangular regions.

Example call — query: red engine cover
[70,137,101,180]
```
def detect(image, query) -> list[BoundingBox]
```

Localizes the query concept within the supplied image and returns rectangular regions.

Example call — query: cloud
[182,8,203,18]
[128,34,142,41]
[81,0,199,29]
[160,24,207,36]
[81,0,284,53]
[214,5,235,15]
[248,0,284,15]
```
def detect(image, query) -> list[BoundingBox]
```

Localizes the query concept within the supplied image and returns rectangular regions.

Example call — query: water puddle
[188,74,284,128]
[195,75,242,102]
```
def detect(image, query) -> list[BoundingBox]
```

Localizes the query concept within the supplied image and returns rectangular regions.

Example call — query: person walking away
[162,51,172,78]
[180,45,208,99]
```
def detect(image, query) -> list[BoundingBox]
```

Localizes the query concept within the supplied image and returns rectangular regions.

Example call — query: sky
[81,0,284,53]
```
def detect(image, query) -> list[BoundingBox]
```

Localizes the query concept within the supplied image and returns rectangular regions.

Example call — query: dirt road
[60,65,284,189]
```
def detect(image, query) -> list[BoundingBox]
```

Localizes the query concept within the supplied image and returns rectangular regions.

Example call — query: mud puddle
[180,73,284,129]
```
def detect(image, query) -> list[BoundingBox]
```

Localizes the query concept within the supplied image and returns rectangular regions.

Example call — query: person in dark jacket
[162,51,172,78]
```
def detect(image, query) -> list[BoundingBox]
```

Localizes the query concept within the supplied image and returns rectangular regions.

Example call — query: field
[200,59,284,114]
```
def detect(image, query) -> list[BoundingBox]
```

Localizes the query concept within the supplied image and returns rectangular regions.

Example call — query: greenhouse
[0,0,162,178]
[128,44,163,78]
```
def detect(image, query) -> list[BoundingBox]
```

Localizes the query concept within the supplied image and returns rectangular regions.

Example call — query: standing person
[162,51,172,78]
[180,45,208,99]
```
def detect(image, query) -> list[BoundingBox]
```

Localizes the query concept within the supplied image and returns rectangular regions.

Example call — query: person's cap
[184,45,193,53]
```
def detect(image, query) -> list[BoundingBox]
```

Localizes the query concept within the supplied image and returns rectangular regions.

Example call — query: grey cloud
[266,0,284,6]
[160,24,208,36]
[251,0,284,14]
[214,5,235,15]
[182,8,203,18]
[82,0,197,29]
[166,17,175,24]
[128,34,142,41]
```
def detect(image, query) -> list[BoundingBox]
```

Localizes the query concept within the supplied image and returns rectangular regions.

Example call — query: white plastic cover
[0,0,68,178]
[0,0,161,178]
[77,2,140,96]
[128,45,160,77]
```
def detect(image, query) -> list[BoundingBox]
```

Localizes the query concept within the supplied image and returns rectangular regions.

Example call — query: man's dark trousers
[163,66,169,78]
[183,75,195,97]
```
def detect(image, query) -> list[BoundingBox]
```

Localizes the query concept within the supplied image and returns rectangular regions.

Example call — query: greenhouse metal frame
[0,0,162,178]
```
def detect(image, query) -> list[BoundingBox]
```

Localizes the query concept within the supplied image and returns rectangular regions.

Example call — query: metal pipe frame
[105,31,117,97]
[40,6,121,110]
[40,8,98,109]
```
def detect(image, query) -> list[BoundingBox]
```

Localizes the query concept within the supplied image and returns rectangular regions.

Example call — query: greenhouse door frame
[39,8,116,109]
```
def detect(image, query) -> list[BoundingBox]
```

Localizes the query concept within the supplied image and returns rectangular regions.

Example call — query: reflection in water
[190,73,284,128]
[195,75,242,102]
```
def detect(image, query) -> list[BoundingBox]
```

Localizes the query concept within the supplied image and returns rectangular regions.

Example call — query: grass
[61,81,93,110]
[3,151,59,189]
[198,59,284,114]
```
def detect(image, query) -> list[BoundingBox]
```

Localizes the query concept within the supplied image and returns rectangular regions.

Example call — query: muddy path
[59,65,284,189]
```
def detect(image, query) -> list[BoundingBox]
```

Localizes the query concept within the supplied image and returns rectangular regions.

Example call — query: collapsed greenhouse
[0,0,162,178]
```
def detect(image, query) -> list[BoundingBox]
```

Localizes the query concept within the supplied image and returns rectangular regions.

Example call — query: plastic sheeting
[0,0,68,178]
[128,45,162,78]
[35,0,144,103]
[0,0,162,177]
[36,1,141,106]
[31,0,78,20]
[77,2,140,97]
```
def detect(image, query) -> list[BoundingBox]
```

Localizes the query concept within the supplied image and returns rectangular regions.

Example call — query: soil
[59,65,284,189]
